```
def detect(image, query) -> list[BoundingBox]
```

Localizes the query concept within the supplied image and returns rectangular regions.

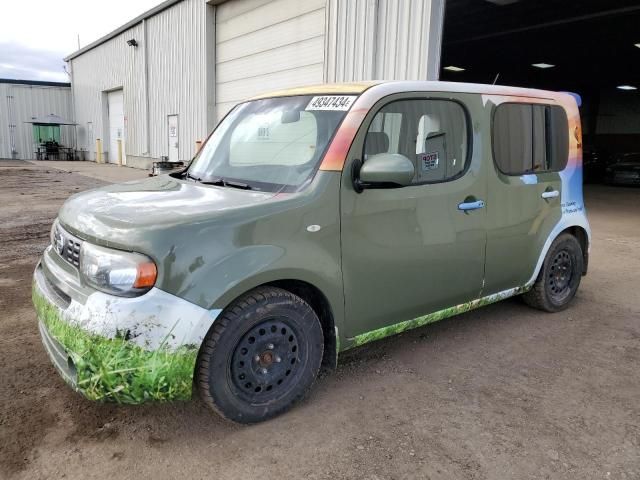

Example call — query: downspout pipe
[68,61,78,152]
[143,18,151,157]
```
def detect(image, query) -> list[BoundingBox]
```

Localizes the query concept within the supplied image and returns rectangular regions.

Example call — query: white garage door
[107,90,125,164]
[215,0,326,121]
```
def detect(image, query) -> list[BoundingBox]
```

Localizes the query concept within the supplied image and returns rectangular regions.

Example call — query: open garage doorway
[440,0,640,186]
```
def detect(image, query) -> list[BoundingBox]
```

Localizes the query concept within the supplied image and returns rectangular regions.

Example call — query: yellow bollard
[96,139,103,163]
[117,139,123,166]
[195,140,202,152]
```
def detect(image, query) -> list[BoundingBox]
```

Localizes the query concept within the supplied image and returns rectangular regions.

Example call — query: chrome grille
[52,224,83,268]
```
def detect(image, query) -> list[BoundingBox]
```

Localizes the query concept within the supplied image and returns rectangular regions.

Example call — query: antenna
[77,34,81,50]
[492,73,500,85]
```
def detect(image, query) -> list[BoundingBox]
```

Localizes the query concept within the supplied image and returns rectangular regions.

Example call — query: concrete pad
[26,160,149,183]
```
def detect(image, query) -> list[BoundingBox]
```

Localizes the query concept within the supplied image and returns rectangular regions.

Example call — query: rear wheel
[523,233,584,312]
[197,286,323,423]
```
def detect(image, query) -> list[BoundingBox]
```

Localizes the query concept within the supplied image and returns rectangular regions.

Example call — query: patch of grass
[350,285,530,348]
[32,287,197,403]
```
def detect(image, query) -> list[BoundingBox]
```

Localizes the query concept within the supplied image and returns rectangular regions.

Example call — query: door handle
[458,199,485,212]
[541,190,560,199]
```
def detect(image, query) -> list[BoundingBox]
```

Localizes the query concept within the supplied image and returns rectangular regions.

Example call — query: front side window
[363,99,469,184]
[188,95,354,192]
[493,103,569,175]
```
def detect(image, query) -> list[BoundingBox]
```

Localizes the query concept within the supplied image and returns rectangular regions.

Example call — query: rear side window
[364,99,469,184]
[493,103,569,175]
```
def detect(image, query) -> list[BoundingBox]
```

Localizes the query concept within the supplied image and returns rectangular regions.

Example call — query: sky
[0,0,164,82]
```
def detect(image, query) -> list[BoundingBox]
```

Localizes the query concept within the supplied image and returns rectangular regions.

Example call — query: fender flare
[526,217,592,287]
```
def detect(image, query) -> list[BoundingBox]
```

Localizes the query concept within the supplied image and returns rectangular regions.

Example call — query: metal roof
[64,0,185,61]
[0,78,70,87]
[26,114,77,126]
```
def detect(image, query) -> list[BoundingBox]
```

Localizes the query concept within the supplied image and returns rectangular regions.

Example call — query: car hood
[58,175,278,246]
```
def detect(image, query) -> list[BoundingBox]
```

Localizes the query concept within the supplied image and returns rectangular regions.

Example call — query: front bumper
[33,251,220,403]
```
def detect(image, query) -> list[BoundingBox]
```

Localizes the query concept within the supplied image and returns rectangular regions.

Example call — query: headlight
[50,219,59,248]
[80,243,157,296]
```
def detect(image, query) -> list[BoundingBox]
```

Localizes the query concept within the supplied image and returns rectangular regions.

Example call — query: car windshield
[186,95,356,192]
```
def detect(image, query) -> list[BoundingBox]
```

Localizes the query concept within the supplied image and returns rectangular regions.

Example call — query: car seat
[364,132,390,159]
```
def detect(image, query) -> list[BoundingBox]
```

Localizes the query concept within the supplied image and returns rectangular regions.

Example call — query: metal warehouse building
[0,79,73,160]
[65,0,445,169]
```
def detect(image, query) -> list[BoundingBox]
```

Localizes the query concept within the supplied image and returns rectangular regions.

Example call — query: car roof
[249,80,573,103]
[249,81,382,99]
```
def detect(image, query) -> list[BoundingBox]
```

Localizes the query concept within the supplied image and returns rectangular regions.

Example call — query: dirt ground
[1,159,638,480]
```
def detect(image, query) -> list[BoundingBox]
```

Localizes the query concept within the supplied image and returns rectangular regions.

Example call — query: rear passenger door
[483,101,569,295]
[341,94,487,337]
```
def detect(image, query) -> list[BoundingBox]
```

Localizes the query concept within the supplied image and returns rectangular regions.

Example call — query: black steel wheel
[230,319,304,402]
[547,249,574,303]
[523,233,584,312]
[197,286,323,423]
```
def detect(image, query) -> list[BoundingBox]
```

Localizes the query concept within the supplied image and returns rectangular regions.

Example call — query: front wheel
[522,233,584,312]
[197,286,324,423]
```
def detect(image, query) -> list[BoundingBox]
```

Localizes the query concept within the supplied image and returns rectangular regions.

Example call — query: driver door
[340,94,487,338]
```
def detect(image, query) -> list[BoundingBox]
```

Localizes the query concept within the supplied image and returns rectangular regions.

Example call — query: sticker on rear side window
[421,152,439,171]
[306,96,357,111]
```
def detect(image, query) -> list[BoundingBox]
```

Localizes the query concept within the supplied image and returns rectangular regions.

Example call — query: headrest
[426,131,446,140]
[365,132,390,156]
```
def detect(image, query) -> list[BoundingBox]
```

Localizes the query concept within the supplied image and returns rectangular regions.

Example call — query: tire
[522,233,584,312]
[197,286,324,423]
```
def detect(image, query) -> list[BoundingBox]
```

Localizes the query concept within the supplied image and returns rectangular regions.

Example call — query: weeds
[32,287,197,403]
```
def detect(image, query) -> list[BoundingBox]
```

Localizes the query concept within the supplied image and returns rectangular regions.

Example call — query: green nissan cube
[33,81,590,423]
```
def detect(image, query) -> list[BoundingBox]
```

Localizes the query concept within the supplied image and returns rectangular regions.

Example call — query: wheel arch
[565,225,589,275]
[266,279,337,372]
[530,221,591,286]
[204,277,339,374]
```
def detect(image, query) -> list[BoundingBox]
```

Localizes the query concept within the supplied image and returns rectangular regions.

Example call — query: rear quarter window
[493,103,569,175]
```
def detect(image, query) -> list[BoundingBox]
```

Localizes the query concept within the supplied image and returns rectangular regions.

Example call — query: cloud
[0,0,163,83]
[0,42,69,82]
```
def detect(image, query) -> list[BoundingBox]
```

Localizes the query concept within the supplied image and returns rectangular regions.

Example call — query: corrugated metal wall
[70,22,145,162]
[69,0,211,166]
[0,83,73,160]
[66,0,444,168]
[324,0,444,82]
[0,84,12,158]
[146,0,212,161]
[214,0,327,121]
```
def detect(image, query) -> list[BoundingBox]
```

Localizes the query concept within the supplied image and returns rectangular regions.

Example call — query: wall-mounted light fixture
[126,39,138,47]
[486,0,520,4]
[532,63,555,69]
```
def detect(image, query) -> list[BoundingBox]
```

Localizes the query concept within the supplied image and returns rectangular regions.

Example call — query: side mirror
[353,153,415,192]
[281,109,301,123]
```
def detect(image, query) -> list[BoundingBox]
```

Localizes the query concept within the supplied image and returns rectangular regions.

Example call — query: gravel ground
[1,159,638,480]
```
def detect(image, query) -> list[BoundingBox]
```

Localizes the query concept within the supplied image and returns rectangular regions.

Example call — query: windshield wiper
[185,172,201,182]
[222,179,253,190]
[199,176,253,190]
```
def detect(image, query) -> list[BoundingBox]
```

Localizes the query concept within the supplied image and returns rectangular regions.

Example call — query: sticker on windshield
[306,96,357,111]
[257,126,270,139]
